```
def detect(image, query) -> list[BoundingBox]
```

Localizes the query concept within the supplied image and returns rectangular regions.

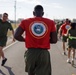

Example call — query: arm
[50,31,57,44]
[58,26,62,40]
[67,29,70,38]
[8,23,15,42]
[58,27,62,37]
[14,26,25,42]
[11,29,15,42]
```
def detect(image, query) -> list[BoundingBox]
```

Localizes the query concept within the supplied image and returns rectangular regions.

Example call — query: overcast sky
[0,0,76,20]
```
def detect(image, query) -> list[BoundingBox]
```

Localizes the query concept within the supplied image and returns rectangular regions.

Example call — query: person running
[67,22,76,65]
[0,13,15,66]
[14,5,57,75]
[58,19,71,55]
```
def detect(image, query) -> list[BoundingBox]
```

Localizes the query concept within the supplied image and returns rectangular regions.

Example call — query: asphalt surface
[0,41,76,75]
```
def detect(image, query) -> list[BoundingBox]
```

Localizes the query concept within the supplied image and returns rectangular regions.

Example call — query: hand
[64,34,67,36]
[58,34,62,41]
[12,38,15,42]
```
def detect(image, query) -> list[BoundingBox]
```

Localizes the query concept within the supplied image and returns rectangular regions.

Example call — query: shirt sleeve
[8,23,13,30]
[19,20,25,30]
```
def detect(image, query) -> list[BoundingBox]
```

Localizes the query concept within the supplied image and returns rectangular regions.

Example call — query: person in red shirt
[58,19,71,55]
[14,5,57,75]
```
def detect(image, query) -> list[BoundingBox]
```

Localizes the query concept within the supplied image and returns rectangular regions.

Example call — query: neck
[35,16,42,17]
[2,19,7,22]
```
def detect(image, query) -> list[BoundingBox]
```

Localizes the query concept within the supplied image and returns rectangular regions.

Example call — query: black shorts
[24,48,51,75]
[68,39,76,49]
[62,35,68,42]
[0,36,7,47]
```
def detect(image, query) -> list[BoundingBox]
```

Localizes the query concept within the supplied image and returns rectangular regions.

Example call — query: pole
[14,0,16,28]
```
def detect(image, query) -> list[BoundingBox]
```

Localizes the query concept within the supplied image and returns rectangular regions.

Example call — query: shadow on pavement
[3,66,15,75]
[72,64,76,68]
[0,70,6,75]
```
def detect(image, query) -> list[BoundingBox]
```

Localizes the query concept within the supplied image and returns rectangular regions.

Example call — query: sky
[0,0,76,20]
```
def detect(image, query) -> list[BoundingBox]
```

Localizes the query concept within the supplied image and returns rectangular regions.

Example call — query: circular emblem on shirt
[29,21,48,39]
[65,25,70,30]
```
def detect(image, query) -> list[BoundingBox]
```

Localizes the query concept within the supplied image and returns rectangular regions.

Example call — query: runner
[14,5,57,75]
[67,22,76,65]
[0,13,15,66]
[58,19,71,55]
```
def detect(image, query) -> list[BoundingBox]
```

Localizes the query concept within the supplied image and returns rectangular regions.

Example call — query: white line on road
[3,41,18,50]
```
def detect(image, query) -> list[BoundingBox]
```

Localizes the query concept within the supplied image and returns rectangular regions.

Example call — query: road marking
[3,41,18,50]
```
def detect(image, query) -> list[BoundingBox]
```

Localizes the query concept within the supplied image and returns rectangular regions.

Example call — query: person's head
[70,22,76,29]
[2,13,8,22]
[65,18,70,24]
[33,5,44,17]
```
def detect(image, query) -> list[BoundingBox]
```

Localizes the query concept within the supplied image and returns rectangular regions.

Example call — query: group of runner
[0,5,57,75]
[57,18,76,65]
[0,4,76,75]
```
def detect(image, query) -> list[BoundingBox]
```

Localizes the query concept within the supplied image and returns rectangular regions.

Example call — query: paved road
[0,41,76,75]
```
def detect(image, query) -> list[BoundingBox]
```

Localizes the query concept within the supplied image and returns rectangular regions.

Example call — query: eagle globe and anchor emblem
[65,25,70,30]
[29,22,48,38]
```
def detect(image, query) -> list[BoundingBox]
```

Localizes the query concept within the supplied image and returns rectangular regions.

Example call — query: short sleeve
[8,23,13,30]
[19,20,25,30]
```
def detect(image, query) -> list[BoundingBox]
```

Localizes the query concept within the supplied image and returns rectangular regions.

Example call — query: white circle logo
[65,25,70,30]
[29,22,48,38]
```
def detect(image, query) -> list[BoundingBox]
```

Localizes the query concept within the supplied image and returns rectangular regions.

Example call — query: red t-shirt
[20,17,56,49]
[60,23,70,36]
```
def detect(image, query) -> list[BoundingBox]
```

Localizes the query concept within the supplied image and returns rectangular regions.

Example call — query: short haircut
[3,13,8,16]
[34,5,44,11]
[65,18,69,21]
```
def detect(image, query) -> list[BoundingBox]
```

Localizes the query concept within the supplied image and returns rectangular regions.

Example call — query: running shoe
[62,52,66,55]
[71,60,74,65]
[1,58,7,66]
[67,59,70,63]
